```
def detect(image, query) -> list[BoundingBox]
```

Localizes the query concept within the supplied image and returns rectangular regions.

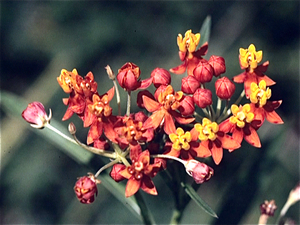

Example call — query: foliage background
[1,1,299,224]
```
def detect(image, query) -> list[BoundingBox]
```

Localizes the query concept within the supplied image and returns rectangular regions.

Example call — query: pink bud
[193,88,212,108]
[181,75,200,94]
[215,76,236,99]
[74,173,100,204]
[151,68,171,88]
[178,95,195,116]
[185,160,214,184]
[208,55,226,77]
[110,164,127,182]
[193,60,213,83]
[22,102,52,129]
[117,62,141,91]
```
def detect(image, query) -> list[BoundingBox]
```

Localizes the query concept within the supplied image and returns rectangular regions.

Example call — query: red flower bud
[208,55,226,77]
[22,102,52,129]
[117,62,141,91]
[193,88,212,108]
[215,76,236,99]
[74,173,100,204]
[181,75,200,94]
[185,160,214,184]
[260,200,277,216]
[154,84,168,100]
[179,95,195,116]
[193,60,213,83]
[110,164,127,182]
[151,68,171,88]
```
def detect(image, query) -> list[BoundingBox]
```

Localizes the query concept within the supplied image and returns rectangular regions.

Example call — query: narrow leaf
[199,15,211,47]
[181,182,218,218]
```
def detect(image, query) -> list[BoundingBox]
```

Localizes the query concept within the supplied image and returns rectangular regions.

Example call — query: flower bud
[117,62,141,91]
[178,95,195,116]
[260,200,277,216]
[181,75,200,94]
[74,173,100,204]
[193,60,213,83]
[110,164,127,182]
[215,76,236,99]
[151,68,171,88]
[193,88,212,108]
[185,160,214,184]
[22,102,52,129]
[208,55,226,77]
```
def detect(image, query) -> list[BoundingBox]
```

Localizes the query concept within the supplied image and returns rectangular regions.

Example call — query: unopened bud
[68,122,76,135]
[74,173,100,204]
[185,160,214,184]
[105,65,115,80]
[22,102,52,129]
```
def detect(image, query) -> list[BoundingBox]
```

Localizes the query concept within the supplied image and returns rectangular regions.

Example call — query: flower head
[22,102,52,129]
[239,44,263,72]
[74,173,100,204]
[177,29,201,55]
[169,127,192,151]
[230,104,254,128]
[185,160,214,184]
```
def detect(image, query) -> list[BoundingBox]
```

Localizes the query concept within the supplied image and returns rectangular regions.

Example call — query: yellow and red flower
[219,104,261,148]
[194,118,240,165]
[74,173,100,204]
[249,80,283,126]
[164,127,211,160]
[119,150,161,197]
[233,44,275,98]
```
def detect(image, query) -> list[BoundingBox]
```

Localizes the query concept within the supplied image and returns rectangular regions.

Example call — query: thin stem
[112,79,121,116]
[201,107,210,118]
[193,111,204,122]
[233,89,245,106]
[95,158,120,177]
[151,154,187,166]
[70,129,117,158]
[208,104,215,121]
[126,91,131,116]
[45,123,78,145]
[215,97,222,119]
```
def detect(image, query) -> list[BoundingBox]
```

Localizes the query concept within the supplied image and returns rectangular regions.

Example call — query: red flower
[117,62,152,91]
[208,55,226,77]
[194,118,240,165]
[110,164,127,182]
[74,173,100,204]
[215,76,236,100]
[193,60,214,83]
[150,68,171,88]
[193,88,212,108]
[185,159,214,184]
[181,75,200,94]
[142,85,195,135]
[119,150,161,197]
[22,102,52,129]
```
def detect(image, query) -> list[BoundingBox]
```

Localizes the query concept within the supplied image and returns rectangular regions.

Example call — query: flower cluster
[22,29,283,204]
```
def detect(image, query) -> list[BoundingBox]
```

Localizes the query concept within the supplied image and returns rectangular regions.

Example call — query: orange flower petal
[143,109,165,130]
[211,143,223,165]
[142,95,160,112]
[219,134,241,151]
[170,62,187,74]
[125,177,141,197]
[140,176,158,196]
[192,141,212,158]
[244,126,261,148]
[164,112,176,135]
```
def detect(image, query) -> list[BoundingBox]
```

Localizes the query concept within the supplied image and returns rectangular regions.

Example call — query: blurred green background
[1,1,299,224]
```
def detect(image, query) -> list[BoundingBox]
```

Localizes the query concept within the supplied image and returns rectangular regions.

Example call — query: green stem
[95,158,120,177]
[45,123,78,145]
[134,191,156,225]
[126,91,131,116]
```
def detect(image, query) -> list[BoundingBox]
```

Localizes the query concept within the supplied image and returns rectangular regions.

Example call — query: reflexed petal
[140,176,158,196]
[139,77,153,89]
[170,62,187,74]
[244,125,261,148]
[87,121,103,145]
[143,109,165,130]
[142,95,160,112]
[219,134,241,151]
[164,112,176,134]
[191,141,211,158]
[233,72,247,83]
[265,110,284,124]
[125,177,141,197]
[211,143,223,165]
[106,86,115,102]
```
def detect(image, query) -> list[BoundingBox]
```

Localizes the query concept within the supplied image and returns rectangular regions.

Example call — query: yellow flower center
[239,44,263,72]
[177,30,201,54]
[169,127,192,151]
[229,104,254,128]
[194,118,219,141]
[250,80,271,107]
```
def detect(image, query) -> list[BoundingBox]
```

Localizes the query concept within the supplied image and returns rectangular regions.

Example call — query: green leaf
[199,15,211,47]
[181,182,218,218]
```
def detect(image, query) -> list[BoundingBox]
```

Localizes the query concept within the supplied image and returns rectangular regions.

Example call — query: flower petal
[139,77,153,90]
[191,141,211,158]
[140,176,158,195]
[244,125,261,148]
[125,177,141,197]
[170,62,187,74]
[164,112,176,134]
[211,143,223,165]
[142,95,160,112]
[143,109,165,130]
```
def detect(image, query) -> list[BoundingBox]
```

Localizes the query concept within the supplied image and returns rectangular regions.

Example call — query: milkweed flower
[249,80,283,126]
[233,44,275,98]
[164,127,211,160]
[74,173,100,204]
[219,104,261,148]
[22,102,52,129]
[119,150,161,197]
[194,118,240,165]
